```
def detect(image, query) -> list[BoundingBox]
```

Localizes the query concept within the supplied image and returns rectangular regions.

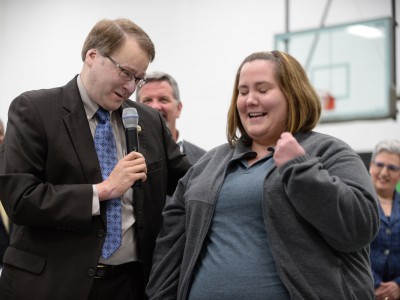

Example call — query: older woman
[369,140,400,300]
[146,51,379,299]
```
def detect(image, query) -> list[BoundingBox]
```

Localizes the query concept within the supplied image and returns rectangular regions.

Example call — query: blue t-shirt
[188,155,289,299]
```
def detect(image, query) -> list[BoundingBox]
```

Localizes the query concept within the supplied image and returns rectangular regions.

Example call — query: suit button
[98,230,105,237]
[88,268,96,277]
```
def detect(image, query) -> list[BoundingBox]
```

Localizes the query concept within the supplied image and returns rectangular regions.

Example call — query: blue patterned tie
[94,108,122,259]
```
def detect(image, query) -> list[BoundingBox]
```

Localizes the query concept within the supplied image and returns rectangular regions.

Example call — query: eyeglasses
[107,56,147,88]
[372,161,400,174]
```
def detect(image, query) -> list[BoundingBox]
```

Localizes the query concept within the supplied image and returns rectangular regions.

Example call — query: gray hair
[371,139,400,161]
[136,71,180,102]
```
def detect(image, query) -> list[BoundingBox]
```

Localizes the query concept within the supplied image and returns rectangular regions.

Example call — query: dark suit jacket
[181,140,206,165]
[0,76,191,300]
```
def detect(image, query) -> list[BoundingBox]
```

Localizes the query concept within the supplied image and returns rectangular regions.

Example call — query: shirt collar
[77,75,115,121]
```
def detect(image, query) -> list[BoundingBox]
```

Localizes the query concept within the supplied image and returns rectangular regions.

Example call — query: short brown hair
[227,51,321,146]
[81,18,155,62]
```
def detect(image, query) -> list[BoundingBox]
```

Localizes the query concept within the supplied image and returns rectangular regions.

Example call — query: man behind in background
[136,71,206,164]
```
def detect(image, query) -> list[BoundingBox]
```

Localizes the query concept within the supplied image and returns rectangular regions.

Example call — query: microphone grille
[122,107,139,129]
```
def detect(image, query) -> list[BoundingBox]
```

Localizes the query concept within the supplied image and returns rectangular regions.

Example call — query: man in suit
[0,18,191,300]
[136,71,206,164]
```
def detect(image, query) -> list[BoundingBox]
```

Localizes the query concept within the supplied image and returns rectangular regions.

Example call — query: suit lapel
[378,193,400,226]
[389,193,400,225]
[62,77,103,185]
[61,78,107,224]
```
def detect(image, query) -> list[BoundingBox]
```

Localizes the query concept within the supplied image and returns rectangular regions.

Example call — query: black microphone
[122,107,141,187]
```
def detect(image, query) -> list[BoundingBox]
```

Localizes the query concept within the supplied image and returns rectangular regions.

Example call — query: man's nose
[123,80,137,94]
[150,102,163,111]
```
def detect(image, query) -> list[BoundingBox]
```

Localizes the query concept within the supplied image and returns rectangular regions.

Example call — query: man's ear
[85,49,98,66]
[176,101,183,119]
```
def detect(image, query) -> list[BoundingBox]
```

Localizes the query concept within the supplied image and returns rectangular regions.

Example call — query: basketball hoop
[318,90,335,111]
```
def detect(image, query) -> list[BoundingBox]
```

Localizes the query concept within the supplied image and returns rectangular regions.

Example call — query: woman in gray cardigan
[146,51,379,300]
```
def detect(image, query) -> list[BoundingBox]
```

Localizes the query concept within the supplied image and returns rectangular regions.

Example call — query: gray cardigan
[147,131,379,300]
